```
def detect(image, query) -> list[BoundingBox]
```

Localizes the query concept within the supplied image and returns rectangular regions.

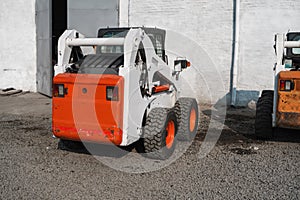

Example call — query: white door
[36,0,52,96]
[68,0,119,37]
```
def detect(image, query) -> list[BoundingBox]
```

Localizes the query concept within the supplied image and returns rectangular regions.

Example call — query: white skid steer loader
[52,27,199,159]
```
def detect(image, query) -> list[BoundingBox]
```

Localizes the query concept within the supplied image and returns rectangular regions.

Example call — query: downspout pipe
[231,0,240,106]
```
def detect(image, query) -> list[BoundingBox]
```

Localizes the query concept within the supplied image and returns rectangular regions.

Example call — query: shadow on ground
[57,139,134,158]
[56,104,300,158]
[199,105,300,145]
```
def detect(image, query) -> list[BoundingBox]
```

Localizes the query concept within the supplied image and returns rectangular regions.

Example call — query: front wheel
[175,98,199,141]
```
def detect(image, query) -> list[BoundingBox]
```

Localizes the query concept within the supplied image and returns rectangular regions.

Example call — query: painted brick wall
[1,0,298,104]
[237,0,300,105]
[0,0,37,91]
[129,0,300,105]
[129,0,234,104]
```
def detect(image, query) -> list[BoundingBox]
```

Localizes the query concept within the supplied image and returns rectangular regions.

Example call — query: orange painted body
[277,71,300,129]
[52,73,124,145]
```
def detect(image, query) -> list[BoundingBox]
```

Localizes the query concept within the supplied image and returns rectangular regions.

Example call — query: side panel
[36,0,52,96]
[67,0,119,37]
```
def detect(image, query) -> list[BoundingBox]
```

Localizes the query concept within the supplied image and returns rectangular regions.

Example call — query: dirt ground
[0,93,299,199]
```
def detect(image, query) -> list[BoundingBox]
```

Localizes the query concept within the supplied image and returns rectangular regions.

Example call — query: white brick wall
[0,0,299,104]
[128,0,300,105]
[129,0,233,104]
[237,0,300,105]
[0,0,37,91]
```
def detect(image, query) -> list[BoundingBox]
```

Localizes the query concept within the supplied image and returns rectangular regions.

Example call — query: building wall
[0,0,37,91]
[0,0,299,105]
[129,0,234,104]
[128,0,300,105]
[237,0,300,106]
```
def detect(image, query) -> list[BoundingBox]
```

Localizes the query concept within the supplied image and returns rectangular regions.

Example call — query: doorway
[52,0,67,65]
[36,0,67,96]
[36,0,119,96]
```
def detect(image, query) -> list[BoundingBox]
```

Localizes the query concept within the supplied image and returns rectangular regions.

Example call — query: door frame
[36,0,52,96]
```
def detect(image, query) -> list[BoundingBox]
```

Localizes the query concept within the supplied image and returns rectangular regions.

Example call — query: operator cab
[285,32,300,69]
[67,27,167,75]
[97,27,167,62]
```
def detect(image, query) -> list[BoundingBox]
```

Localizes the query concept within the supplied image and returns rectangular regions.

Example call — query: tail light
[106,86,118,101]
[280,80,293,91]
[53,84,67,97]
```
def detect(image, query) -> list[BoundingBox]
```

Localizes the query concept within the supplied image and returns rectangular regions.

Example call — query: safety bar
[284,41,300,48]
[66,38,125,46]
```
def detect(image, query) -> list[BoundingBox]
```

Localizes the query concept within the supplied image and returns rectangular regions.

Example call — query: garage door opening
[52,0,67,65]
[36,0,118,96]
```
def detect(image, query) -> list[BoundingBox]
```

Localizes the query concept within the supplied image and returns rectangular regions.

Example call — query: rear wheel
[255,90,274,139]
[143,108,177,160]
[261,90,274,97]
[175,98,199,141]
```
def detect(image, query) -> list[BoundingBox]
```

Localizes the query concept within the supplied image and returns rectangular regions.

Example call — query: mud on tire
[255,90,274,139]
[143,108,177,160]
[175,98,199,141]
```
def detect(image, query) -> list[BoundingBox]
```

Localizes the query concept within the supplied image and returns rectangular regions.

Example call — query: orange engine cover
[277,71,300,129]
[52,73,124,145]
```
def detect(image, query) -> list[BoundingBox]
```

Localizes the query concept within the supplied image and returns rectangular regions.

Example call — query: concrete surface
[0,93,299,199]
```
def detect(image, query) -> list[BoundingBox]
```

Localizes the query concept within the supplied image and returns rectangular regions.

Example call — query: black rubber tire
[175,98,199,141]
[261,90,274,97]
[255,90,274,139]
[143,108,178,160]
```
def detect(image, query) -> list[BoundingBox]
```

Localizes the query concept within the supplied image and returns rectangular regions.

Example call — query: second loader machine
[255,31,300,138]
[52,27,199,159]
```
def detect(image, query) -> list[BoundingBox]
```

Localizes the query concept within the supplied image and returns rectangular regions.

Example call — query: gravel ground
[0,93,299,199]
